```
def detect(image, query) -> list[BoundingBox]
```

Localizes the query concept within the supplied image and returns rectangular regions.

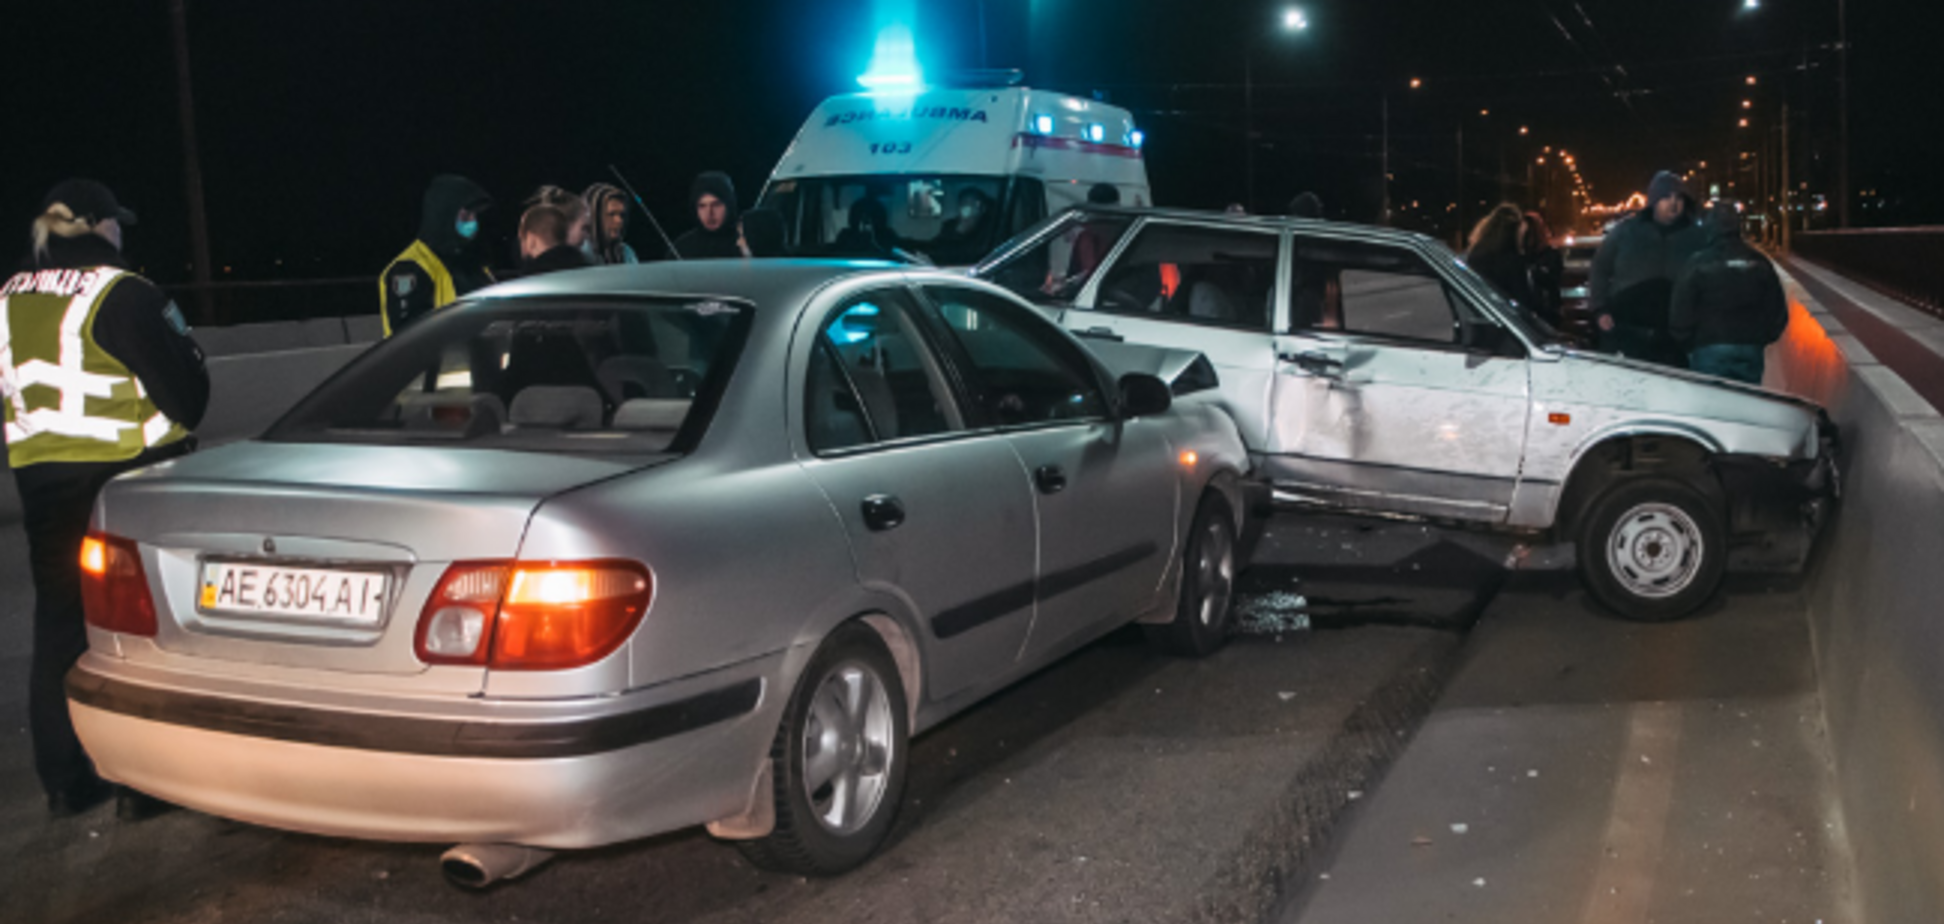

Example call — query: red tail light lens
[492,562,652,670]
[80,532,158,637]
[412,560,652,671]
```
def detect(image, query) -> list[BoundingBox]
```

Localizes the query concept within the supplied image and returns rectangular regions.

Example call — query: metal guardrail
[1792,227,1944,319]
[164,277,374,327]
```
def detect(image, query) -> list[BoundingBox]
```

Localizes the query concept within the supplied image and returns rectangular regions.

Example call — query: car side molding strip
[929,541,1158,641]
[65,668,762,760]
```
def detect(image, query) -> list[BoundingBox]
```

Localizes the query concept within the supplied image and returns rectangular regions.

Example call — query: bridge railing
[1793,227,1944,319]
[166,277,374,328]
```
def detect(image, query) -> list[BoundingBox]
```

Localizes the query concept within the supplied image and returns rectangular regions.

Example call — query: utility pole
[1837,0,1851,227]
[1453,123,1464,247]
[1379,93,1390,225]
[1245,49,1255,213]
[1781,102,1792,252]
[169,0,214,321]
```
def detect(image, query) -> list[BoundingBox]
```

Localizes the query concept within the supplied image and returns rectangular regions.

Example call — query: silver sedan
[66,261,1255,883]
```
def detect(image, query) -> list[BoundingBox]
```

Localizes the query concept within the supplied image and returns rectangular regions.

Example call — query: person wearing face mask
[671,171,743,259]
[379,174,495,337]
[4,180,209,820]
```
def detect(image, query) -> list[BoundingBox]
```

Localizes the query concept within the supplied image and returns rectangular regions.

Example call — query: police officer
[1,179,209,817]
[379,174,495,337]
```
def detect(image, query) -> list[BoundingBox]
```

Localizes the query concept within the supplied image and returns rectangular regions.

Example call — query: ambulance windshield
[759,174,1039,267]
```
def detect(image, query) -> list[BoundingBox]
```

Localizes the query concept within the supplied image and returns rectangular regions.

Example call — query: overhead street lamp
[1243,5,1311,212]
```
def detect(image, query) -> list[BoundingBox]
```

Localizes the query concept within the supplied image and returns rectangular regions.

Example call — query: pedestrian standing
[1669,200,1790,384]
[737,208,787,258]
[515,203,595,276]
[379,175,495,337]
[1466,204,1538,310]
[671,172,743,259]
[1589,171,1707,367]
[1522,210,1565,327]
[1,180,208,819]
[1287,191,1324,219]
[582,183,639,265]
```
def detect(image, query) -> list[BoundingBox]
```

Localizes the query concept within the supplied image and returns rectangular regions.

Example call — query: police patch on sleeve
[393,273,417,298]
[162,300,191,335]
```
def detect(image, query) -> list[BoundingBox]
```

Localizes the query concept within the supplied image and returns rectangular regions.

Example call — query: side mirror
[1117,372,1172,419]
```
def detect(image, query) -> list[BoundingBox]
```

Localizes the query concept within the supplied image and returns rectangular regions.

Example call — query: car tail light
[412,560,651,670]
[414,562,510,666]
[80,532,157,637]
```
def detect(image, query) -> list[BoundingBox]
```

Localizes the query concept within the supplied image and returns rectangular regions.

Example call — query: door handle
[1278,350,1345,378]
[1034,464,1068,495]
[1076,326,1125,342]
[860,494,906,532]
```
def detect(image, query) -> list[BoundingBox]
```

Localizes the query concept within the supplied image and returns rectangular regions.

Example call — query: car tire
[1575,476,1726,622]
[736,622,909,876]
[1146,492,1239,657]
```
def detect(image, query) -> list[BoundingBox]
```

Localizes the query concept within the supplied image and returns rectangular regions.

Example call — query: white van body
[756,86,1153,266]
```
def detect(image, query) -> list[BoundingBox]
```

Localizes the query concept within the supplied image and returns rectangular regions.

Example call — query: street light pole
[1380,93,1390,225]
[1837,0,1850,227]
[1245,47,1256,212]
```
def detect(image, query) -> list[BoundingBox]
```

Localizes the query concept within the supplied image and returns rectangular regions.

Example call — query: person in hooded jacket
[1589,170,1708,367]
[1466,203,1538,310]
[379,175,494,337]
[1669,200,1790,384]
[737,208,788,258]
[2,180,208,819]
[582,182,639,265]
[671,171,743,259]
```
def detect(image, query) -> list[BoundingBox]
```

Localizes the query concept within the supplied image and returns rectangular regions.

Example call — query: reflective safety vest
[0,267,190,468]
[379,240,460,338]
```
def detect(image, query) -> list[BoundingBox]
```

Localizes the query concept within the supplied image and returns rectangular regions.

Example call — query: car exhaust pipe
[440,843,553,889]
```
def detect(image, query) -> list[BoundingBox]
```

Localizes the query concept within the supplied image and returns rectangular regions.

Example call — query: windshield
[265,297,751,454]
[973,210,1137,306]
[1446,249,1566,350]
[759,174,1030,267]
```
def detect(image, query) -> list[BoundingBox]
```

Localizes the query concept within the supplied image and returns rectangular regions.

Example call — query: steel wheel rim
[1197,517,1236,627]
[800,661,895,836]
[1605,501,1704,599]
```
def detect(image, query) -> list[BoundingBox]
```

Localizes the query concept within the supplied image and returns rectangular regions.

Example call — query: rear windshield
[264,297,751,454]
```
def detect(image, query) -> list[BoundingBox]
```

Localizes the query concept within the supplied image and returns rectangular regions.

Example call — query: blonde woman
[2,179,208,819]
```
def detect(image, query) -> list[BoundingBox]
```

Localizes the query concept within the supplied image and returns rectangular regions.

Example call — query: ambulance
[755,81,1153,267]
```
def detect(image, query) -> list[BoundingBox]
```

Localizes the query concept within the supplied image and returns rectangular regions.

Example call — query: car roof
[469,258,920,316]
[1058,205,1447,249]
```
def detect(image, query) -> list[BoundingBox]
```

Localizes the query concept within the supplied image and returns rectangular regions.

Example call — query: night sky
[7,0,1940,290]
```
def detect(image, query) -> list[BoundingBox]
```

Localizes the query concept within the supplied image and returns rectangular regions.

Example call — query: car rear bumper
[67,653,784,849]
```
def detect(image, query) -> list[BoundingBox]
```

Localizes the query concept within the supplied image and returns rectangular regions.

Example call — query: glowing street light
[1519,125,1530,135]
[1409,77,1423,89]
[1282,7,1309,30]
[1738,117,1750,128]
[1742,99,1753,109]
[1746,75,1758,86]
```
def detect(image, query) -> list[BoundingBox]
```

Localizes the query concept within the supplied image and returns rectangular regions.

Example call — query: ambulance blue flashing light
[1085,123,1106,143]
[1034,114,1055,135]
[1129,129,1146,149]
[857,24,924,92]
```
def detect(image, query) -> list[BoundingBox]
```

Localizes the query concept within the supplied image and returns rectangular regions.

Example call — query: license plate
[198,561,391,624]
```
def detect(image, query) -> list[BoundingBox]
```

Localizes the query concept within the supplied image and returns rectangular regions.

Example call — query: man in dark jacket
[379,175,495,336]
[3,180,209,819]
[670,172,743,259]
[1589,170,1708,367]
[515,203,594,277]
[1669,200,1790,384]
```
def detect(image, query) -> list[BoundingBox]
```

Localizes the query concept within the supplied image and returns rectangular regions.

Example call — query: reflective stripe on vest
[0,267,187,467]
[378,240,458,338]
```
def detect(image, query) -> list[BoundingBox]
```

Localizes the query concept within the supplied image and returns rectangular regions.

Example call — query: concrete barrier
[1768,260,1944,924]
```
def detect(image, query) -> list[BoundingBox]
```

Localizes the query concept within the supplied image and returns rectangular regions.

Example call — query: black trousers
[14,441,190,799]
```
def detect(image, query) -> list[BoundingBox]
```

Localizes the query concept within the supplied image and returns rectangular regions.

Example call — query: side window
[978,211,1135,306]
[1293,239,1468,345]
[804,290,961,453]
[1093,224,1279,331]
[920,286,1110,426]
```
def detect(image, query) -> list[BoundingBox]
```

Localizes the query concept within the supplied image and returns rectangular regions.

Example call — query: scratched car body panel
[976,208,1836,618]
[67,260,1253,854]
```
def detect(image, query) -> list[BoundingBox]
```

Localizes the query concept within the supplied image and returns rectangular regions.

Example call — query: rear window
[265,298,751,454]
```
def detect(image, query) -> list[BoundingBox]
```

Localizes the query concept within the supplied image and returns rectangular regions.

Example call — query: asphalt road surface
[0,514,1639,924]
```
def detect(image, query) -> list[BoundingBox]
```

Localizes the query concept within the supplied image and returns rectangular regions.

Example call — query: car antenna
[607,164,683,261]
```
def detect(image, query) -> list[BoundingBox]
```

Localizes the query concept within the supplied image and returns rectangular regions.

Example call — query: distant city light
[1738,117,1750,128]
[1519,126,1530,135]
[1742,99,1753,109]
[1746,75,1758,86]
[1409,77,1423,89]
[857,23,923,91]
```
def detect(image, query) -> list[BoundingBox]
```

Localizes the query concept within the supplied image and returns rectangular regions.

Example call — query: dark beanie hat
[1647,170,1688,206]
[690,171,738,213]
